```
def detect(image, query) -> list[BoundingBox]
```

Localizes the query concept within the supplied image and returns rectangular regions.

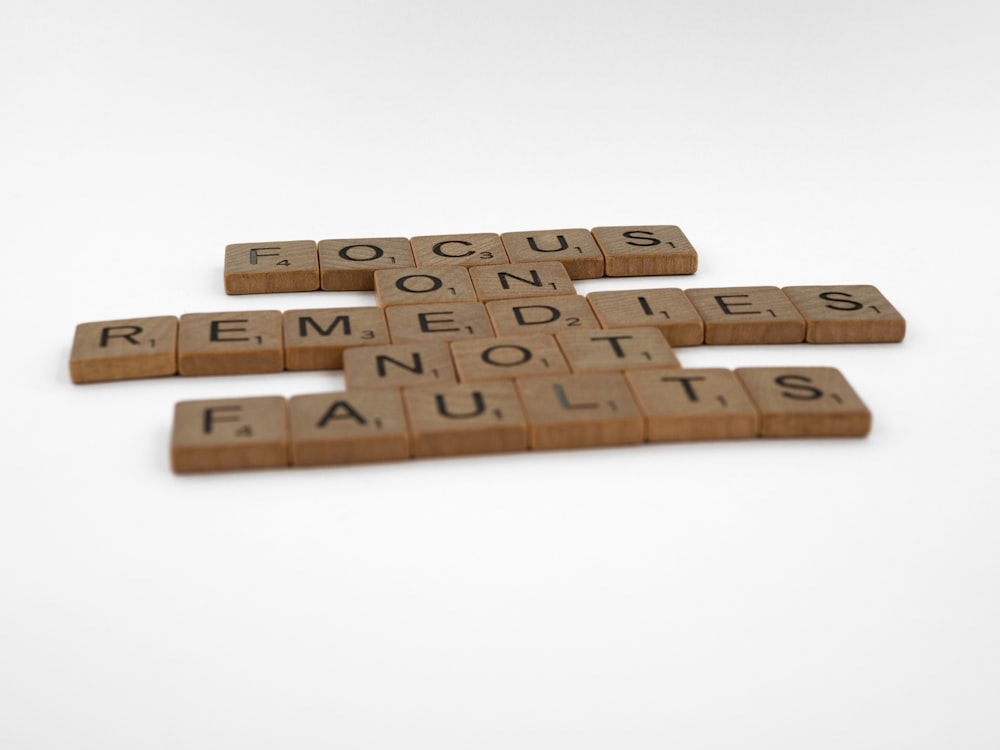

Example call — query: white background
[2,1,998,748]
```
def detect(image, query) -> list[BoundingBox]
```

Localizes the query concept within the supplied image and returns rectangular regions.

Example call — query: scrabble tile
[684,286,806,345]
[586,288,704,346]
[171,396,288,472]
[385,301,495,343]
[374,267,477,306]
[283,307,390,370]
[500,228,605,279]
[515,372,645,450]
[625,368,760,441]
[343,341,457,389]
[556,326,680,373]
[450,334,570,382]
[591,225,698,276]
[734,367,871,437]
[469,261,576,302]
[409,232,510,268]
[288,390,410,466]
[177,310,284,375]
[485,294,601,336]
[70,315,178,383]
[781,285,906,344]
[224,240,319,294]
[318,237,415,291]
[403,380,527,458]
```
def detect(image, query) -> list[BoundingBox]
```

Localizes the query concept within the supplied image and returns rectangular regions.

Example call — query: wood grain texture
[450,334,570,382]
[288,389,410,465]
[385,301,494,343]
[343,341,457,390]
[403,380,527,458]
[586,288,704,346]
[515,372,645,450]
[500,228,605,279]
[591,225,698,276]
[318,237,415,291]
[469,261,576,302]
[555,326,680,373]
[224,240,319,294]
[70,315,178,383]
[283,307,389,370]
[625,367,760,441]
[177,310,284,375]
[685,286,806,344]
[735,366,871,437]
[781,285,906,343]
[410,233,509,268]
[374,267,477,306]
[171,396,288,472]
[485,294,601,337]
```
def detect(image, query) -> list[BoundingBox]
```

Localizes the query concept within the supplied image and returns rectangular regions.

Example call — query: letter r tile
[70,315,178,383]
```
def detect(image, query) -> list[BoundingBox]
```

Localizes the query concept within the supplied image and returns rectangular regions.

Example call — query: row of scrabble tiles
[223,225,699,293]
[171,367,872,472]
[69,284,905,383]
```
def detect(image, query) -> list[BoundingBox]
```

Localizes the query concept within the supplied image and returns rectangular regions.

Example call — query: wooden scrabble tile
[318,237,415,291]
[450,334,570,382]
[283,307,390,370]
[171,396,288,472]
[224,240,319,294]
[409,232,510,268]
[343,341,457,389]
[500,228,605,279]
[403,380,527,458]
[586,288,704,346]
[374,266,477,306]
[591,225,698,276]
[385,301,495,343]
[556,326,680,373]
[781,285,906,344]
[70,315,178,383]
[625,368,760,441]
[734,367,871,437]
[469,261,576,302]
[515,372,645,450]
[177,310,284,375]
[684,286,806,344]
[485,294,601,337]
[288,389,410,466]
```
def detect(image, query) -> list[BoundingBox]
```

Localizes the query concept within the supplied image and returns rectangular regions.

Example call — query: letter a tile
[289,390,410,465]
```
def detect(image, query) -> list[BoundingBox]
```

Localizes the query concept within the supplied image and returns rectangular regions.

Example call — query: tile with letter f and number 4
[224,240,319,294]
[781,285,906,343]
[171,396,288,472]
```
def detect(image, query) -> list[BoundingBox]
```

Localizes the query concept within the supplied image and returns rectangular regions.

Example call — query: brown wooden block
[500,228,605,279]
[409,232,510,268]
[556,326,680,373]
[685,286,806,344]
[586,288,704,346]
[343,341,457,390]
[171,396,288,472]
[318,237,415,291]
[385,301,495,343]
[177,310,284,375]
[625,368,760,441]
[224,240,319,294]
[70,315,178,383]
[283,307,390,370]
[591,225,698,276]
[781,285,906,344]
[403,380,527,458]
[450,334,570,382]
[469,261,576,302]
[485,294,601,337]
[288,389,410,466]
[515,372,645,450]
[734,367,871,437]
[374,267,477,306]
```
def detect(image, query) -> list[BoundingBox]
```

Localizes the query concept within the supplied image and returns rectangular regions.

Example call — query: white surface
[2,1,999,747]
